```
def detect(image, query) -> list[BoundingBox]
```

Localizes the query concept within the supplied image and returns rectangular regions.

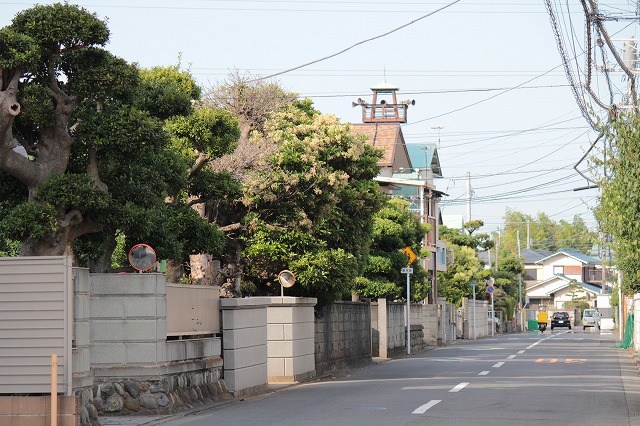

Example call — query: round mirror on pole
[277,270,296,297]
[128,244,156,272]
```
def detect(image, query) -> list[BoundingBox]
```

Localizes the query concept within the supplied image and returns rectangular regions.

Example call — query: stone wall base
[90,359,229,417]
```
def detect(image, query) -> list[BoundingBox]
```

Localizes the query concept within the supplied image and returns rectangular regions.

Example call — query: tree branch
[67,217,104,241]
[189,152,210,177]
[187,197,205,207]
[87,145,108,192]
[219,223,243,233]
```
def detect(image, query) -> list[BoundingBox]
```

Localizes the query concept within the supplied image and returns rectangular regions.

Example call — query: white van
[582,308,600,330]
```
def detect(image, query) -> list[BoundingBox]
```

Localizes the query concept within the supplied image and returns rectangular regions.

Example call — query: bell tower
[352,81,415,124]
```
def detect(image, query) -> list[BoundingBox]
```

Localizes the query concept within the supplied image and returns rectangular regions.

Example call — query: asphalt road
[152,329,640,426]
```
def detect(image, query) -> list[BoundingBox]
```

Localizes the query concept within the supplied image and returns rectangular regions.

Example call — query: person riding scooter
[537,309,548,332]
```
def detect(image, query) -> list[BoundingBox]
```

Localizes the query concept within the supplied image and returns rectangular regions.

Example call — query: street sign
[400,246,417,266]
[486,285,494,293]
[401,267,414,274]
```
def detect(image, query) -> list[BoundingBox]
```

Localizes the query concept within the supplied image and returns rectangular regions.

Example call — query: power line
[255,0,462,80]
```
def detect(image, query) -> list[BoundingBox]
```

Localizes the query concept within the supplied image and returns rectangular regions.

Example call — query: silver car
[583,308,600,330]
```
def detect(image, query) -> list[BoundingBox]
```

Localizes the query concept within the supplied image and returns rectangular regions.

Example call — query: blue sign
[486,286,494,293]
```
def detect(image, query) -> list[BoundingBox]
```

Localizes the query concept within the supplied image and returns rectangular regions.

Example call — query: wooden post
[51,354,57,426]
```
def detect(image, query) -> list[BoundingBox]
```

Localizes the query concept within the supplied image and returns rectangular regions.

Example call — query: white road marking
[478,371,490,376]
[462,348,504,351]
[493,362,505,368]
[507,355,517,359]
[518,350,525,354]
[412,400,442,414]
[449,382,469,392]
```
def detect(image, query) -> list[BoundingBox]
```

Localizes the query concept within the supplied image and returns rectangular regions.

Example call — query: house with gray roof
[524,248,602,310]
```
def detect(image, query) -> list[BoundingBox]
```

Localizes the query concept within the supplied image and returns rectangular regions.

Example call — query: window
[524,268,539,281]
[553,265,564,275]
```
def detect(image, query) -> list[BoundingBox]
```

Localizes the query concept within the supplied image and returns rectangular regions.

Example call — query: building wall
[541,256,583,281]
[0,256,73,395]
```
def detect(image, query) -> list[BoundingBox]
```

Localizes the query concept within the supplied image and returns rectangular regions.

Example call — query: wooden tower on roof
[352,81,415,123]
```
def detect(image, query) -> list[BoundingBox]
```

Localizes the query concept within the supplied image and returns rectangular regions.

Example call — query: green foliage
[37,173,110,212]
[595,112,640,293]
[240,100,384,303]
[61,47,139,101]
[18,84,56,127]
[440,220,494,251]
[134,65,201,120]
[352,276,402,300]
[0,203,59,240]
[437,244,485,305]
[502,209,597,254]
[356,198,430,302]
[289,248,358,306]
[10,3,109,51]
[2,4,238,268]
[165,106,239,162]
[0,27,38,70]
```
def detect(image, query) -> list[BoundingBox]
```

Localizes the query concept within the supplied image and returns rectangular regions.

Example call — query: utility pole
[526,221,530,249]
[466,172,471,228]
[495,228,500,271]
[517,230,522,309]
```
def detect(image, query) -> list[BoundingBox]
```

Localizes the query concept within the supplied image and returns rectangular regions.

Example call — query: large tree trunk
[189,200,218,285]
[19,230,71,256]
[88,231,117,273]
[189,253,216,286]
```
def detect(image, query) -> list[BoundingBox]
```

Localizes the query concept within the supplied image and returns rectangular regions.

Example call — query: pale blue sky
[4,1,633,241]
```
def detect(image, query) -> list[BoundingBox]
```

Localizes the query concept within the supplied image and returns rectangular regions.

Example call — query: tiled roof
[536,249,601,264]
[350,123,410,169]
[521,248,554,264]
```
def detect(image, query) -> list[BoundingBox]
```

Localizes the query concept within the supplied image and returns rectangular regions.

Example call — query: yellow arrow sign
[401,246,417,266]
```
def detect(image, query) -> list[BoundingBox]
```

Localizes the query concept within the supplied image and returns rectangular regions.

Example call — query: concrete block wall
[412,304,439,345]
[89,273,167,367]
[460,298,489,339]
[220,298,268,396]
[387,301,406,355]
[266,297,317,383]
[73,268,92,389]
[315,301,371,374]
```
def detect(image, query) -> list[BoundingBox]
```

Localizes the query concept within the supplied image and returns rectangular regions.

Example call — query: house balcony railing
[584,267,602,283]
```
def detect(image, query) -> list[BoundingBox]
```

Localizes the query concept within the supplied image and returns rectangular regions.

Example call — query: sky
[2,1,637,240]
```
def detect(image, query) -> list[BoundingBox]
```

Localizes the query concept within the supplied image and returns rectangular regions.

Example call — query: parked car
[583,308,600,330]
[550,311,571,330]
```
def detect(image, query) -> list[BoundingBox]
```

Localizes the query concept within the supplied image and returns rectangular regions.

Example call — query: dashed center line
[450,382,469,392]
[518,350,526,354]
[412,400,441,414]
[478,371,490,376]
[493,362,505,368]
[507,355,517,359]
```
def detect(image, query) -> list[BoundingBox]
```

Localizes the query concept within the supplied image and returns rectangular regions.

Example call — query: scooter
[538,322,547,332]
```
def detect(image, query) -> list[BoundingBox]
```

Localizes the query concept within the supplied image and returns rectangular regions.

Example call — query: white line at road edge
[478,371,490,375]
[493,362,505,368]
[449,382,469,392]
[412,400,442,414]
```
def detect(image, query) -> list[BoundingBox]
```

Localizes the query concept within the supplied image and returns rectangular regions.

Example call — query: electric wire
[254,0,462,81]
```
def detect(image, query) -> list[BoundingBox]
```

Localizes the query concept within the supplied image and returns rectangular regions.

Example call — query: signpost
[400,247,416,355]
[402,266,413,355]
[486,278,495,336]
[470,281,477,340]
